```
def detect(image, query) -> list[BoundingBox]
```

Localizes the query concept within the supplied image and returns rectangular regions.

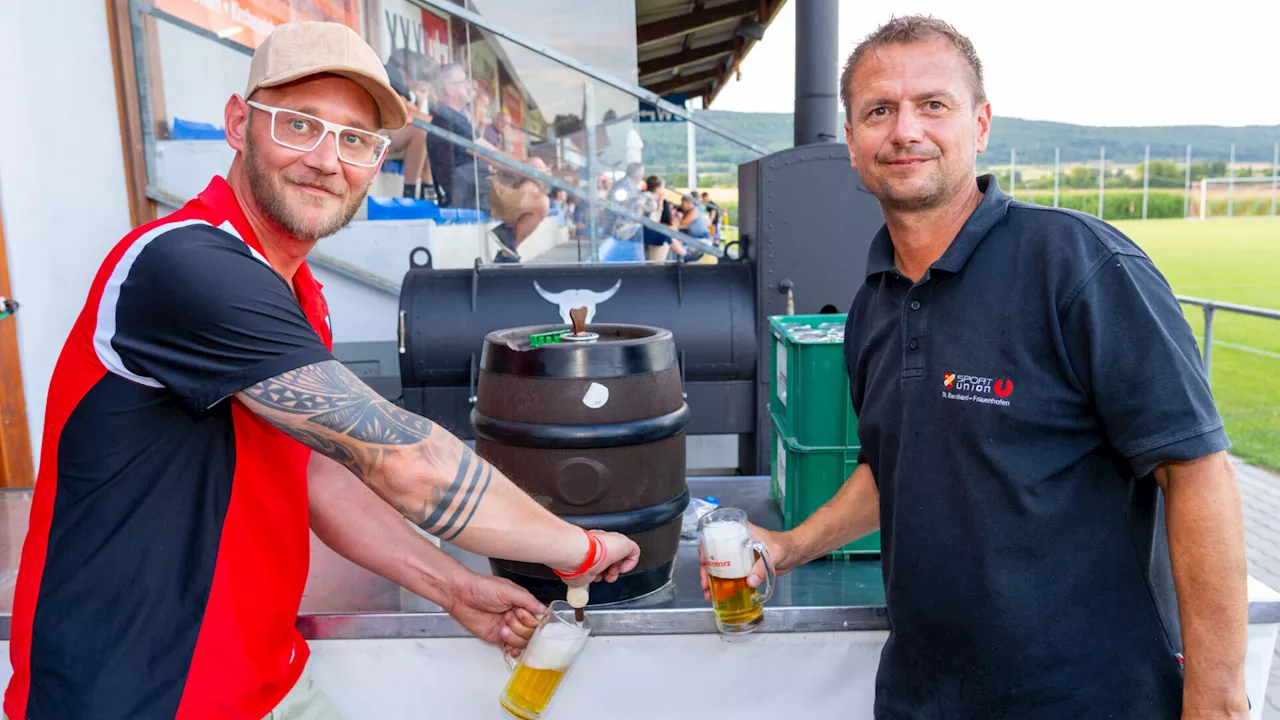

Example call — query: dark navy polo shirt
[844,174,1230,719]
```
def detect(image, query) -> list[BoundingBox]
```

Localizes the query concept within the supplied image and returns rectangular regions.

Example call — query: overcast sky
[712,0,1280,128]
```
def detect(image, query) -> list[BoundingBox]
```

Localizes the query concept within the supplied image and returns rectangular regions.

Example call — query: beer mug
[500,600,591,719]
[699,507,776,634]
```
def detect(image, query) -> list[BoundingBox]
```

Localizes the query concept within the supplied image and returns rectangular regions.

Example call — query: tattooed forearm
[418,449,474,531]
[440,466,492,542]
[418,451,492,540]
[243,361,433,445]
[271,421,363,472]
[238,360,492,541]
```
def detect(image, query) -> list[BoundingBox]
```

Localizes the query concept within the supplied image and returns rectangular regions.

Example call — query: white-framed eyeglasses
[246,100,390,167]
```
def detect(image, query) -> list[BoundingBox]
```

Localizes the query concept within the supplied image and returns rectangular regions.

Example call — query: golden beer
[501,663,568,720]
[500,605,589,719]
[699,508,775,634]
[709,574,763,627]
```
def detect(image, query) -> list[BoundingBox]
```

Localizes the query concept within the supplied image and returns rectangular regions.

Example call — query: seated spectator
[473,91,495,149]
[676,193,711,241]
[549,189,569,227]
[701,191,724,243]
[426,63,476,207]
[385,52,437,200]
[485,109,510,152]
[486,156,553,265]
[642,175,677,262]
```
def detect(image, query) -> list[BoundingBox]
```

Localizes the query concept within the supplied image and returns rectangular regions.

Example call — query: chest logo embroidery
[942,372,1014,407]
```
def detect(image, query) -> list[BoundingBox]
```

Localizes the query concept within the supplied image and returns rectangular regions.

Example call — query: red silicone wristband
[553,530,601,579]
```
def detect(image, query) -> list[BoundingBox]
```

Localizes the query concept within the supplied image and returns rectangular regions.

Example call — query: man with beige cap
[4,22,639,720]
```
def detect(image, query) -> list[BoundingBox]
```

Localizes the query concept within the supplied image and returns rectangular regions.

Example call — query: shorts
[488,181,528,226]
[642,226,669,247]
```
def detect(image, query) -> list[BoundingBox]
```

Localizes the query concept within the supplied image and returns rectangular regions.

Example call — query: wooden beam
[645,69,720,97]
[707,0,787,106]
[636,1,754,49]
[638,41,735,81]
[105,0,155,227]
[0,201,33,488]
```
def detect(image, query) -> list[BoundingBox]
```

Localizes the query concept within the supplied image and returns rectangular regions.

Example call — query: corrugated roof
[634,0,787,106]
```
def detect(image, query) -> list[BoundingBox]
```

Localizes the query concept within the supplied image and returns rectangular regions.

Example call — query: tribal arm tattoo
[238,360,491,539]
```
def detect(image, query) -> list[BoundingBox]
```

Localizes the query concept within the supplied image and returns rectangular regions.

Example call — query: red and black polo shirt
[6,176,336,720]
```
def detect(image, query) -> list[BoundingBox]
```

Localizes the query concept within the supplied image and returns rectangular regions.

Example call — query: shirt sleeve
[1060,251,1230,477]
[105,223,334,414]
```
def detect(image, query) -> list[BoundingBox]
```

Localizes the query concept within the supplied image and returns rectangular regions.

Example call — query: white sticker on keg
[582,382,609,409]
[776,341,787,406]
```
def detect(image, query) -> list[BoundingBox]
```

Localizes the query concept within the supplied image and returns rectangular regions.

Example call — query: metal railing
[1177,295,1280,381]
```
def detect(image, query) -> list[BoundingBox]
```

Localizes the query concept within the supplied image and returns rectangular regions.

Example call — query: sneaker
[491,224,520,263]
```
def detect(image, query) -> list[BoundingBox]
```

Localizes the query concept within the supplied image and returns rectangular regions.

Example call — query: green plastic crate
[768,314,857,449]
[770,411,880,558]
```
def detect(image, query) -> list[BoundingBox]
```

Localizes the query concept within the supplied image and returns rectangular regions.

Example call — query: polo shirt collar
[864,174,1011,280]
[198,175,266,258]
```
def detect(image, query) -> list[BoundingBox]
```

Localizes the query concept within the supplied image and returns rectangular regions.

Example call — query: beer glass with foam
[500,600,591,719]
[699,507,776,634]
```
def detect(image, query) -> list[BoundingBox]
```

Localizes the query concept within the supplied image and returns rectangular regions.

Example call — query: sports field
[1114,216,1280,471]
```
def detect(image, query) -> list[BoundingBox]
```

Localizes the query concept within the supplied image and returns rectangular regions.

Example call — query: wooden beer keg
[472,311,691,606]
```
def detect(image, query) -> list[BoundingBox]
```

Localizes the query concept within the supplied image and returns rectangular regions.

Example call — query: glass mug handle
[749,538,776,605]
[503,645,520,671]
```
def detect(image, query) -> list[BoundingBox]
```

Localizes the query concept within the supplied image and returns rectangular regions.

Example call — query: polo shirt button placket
[902,289,927,378]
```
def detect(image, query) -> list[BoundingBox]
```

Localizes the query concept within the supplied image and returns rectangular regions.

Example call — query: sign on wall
[638,93,687,123]
[381,0,451,67]
[154,0,361,50]
[421,9,450,65]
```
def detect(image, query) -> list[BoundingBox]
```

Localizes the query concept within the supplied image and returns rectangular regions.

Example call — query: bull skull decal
[533,279,622,324]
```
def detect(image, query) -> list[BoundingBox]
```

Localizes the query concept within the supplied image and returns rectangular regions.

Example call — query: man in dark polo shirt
[704,16,1249,720]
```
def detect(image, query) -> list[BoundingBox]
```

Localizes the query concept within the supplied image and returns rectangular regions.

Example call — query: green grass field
[1112,217,1280,471]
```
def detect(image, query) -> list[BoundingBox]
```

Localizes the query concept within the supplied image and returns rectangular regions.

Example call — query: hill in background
[636,110,1280,185]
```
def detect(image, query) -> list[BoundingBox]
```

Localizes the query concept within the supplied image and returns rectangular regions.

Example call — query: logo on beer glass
[698,507,776,635]
[500,600,591,719]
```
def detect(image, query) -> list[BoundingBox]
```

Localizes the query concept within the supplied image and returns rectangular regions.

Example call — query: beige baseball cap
[245,22,409,130]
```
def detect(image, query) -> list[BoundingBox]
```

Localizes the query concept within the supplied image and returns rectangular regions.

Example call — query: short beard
[243,133,368,241]
[876,177,948,213]
[870,161,966,215]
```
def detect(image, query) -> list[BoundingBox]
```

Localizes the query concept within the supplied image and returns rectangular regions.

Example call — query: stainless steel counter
[0,479,1276,642]
[298,477,890,639]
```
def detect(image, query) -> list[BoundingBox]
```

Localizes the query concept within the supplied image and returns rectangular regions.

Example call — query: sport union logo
[942,372,1014,398]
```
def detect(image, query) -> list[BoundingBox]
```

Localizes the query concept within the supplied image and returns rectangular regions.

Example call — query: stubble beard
[244,133,368,241]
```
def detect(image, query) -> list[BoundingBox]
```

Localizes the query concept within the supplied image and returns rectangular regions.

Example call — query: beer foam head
[522,622,588,670]
[701,521,754,578]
